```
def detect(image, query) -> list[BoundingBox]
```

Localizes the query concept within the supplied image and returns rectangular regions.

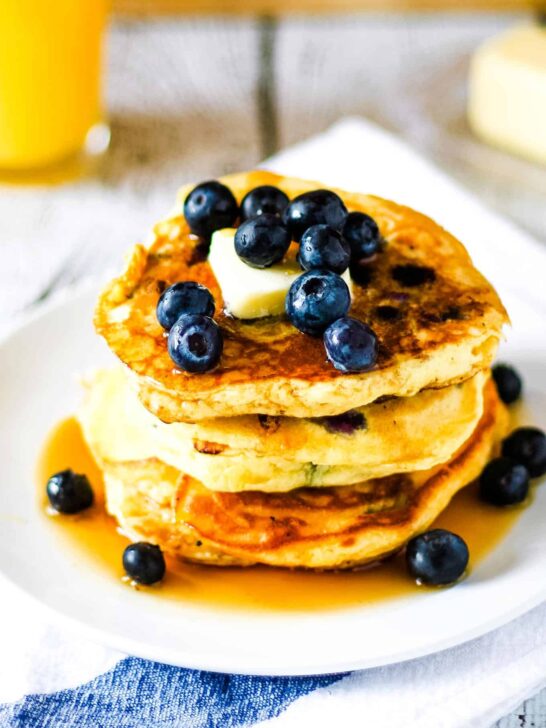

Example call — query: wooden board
[113,0,540,15]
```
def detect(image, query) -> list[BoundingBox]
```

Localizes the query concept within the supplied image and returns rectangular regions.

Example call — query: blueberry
[156,282,215,330]
[406,529,469,586]
[240,185,289,220]
[391,264,436,287]
[123,542,166,585]
[479,456,530,506]
[323,316,378,373]
[184,180,238,238]
[492,364,522,404]
[234,214,291,268]
[46,469,94,514]
[168,314,223,373]
[375,305,401,321]
[297,224,350,274]
[319,410,367,435]
[285,269,351,336]
[502,427,546,477]
[343,212,380,260]
[283,189,347,242]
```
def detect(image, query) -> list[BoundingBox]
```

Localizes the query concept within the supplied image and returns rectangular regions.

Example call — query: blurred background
[0,1,544,326]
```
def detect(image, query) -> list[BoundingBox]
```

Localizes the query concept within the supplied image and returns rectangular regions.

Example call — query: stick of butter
[468,24,546,165]
[209,228,352,319]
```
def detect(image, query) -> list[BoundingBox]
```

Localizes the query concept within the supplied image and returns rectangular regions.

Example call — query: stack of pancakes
[80,171,509,570]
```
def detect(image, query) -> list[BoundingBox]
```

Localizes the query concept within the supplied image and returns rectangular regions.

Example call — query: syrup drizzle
[37,417,523,612]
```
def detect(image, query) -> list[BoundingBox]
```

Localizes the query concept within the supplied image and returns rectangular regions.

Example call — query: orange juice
[0,1,109,171]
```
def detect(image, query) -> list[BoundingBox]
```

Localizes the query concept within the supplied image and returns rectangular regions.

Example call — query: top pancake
[95,170,508,421]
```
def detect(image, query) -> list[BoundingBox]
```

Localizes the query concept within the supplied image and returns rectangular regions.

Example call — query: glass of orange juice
[0,0,110,175]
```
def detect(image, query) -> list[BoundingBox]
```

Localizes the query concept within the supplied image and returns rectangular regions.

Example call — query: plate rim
[2,561,546,676]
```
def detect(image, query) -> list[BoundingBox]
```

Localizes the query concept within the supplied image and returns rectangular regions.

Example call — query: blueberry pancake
[80,170,518,580]
[101,380,508,569]
[80,367,487,492]
[95,171,507,422]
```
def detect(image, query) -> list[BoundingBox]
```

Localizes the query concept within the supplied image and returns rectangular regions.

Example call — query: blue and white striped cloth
[2,119,546,728]
[2,598,546,727]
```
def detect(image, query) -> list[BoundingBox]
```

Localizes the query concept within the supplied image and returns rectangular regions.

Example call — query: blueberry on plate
[123,542,166,585]
[492,363,523,405]
[323,316,378,373]
[46,469,94,514]
[343,211,380,260]
[502,427,546,477]
[285,269,351,336]
[406,529,469,586]
[234,214,291,268]
[240,185,289,221]
[183,180,238,238]
[297,224,351,275]
[479,456,530,506]
[283,189,348,242]
[168,314,223,373]
[156,281,215,330]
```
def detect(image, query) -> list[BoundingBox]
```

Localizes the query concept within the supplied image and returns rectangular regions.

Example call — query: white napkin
[259,603,546,728]
[0,118,545,728]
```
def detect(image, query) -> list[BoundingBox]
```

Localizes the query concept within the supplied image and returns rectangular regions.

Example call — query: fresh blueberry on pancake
[156,281,215,330]
[492,363,522,404]
[123,542,165,586]
[479,456,530,506]
[343,211,380,260]
[183,180,238,238]
[391,264,436,287]
[234,214,291,268]
[168,314,223,373]
[297,224,351,274]
[283,189,348,242]
[46,469,94,514]
[406,529,469,586]
[324,316,378,373]
[502,427,546,477]
[285,269,351,335]
[240,185,289,220]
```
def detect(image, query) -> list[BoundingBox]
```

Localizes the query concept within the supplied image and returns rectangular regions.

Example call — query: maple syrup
[37,417,523,612]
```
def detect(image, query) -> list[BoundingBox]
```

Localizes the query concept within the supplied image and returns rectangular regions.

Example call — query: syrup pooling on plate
[38,417,524,612]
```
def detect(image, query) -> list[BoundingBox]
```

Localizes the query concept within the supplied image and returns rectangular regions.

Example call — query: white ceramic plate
[0,283,545,676]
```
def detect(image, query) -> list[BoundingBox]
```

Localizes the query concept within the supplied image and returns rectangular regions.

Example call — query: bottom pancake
[101,381,508,570]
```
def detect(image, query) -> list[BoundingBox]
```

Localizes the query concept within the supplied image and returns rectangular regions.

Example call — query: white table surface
[1,13,545,726]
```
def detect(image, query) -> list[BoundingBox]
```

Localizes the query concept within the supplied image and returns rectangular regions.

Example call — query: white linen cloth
[0,118,545,728]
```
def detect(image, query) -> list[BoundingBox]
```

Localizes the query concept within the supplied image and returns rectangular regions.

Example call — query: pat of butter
[468,24,546,164]
[209,228,353,319]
